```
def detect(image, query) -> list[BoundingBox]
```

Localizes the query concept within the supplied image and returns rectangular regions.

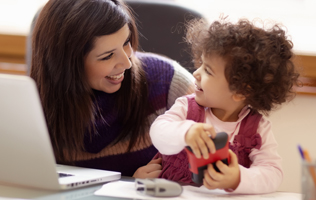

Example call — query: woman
[30,0,194,178]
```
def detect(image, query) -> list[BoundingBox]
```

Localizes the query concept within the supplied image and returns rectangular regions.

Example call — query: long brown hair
[31,0,150,163]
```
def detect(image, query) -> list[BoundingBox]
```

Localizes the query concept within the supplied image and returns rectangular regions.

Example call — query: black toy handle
[186,132,228,152]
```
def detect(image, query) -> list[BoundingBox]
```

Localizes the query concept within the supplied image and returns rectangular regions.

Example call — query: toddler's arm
[150,96,217,158]
[150,96,195,154]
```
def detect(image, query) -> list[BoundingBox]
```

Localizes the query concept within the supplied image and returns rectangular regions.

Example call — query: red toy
[185,132,231,184]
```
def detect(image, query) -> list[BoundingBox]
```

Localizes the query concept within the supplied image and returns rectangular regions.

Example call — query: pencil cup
[302,161,316,200]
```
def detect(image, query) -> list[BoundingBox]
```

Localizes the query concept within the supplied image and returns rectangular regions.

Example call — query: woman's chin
[105,85,121,93]
[98,82,122,94]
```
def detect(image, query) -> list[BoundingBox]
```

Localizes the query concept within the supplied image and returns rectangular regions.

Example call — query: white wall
[1,0,316,56]
[177,0,316,56]
[268,94,316,193]
[0,0,48,35]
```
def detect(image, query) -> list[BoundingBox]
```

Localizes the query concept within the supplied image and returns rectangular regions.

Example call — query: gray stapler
[135,178,183,197]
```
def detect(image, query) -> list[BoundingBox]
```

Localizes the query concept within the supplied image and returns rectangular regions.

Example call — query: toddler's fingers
[217,150,237,174]
[201,131,216,154]
[203,177,216,190]
[190,143,202,159]
[203,168,218,189]
[203,124,216,139]
[206,163,222,181]
[215,160,228,174]
[196,137,210,159]
[228,149,238,166]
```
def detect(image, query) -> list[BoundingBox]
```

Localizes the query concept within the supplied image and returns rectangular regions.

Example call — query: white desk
[0,179,302,200]
[0,177,135,200]
[0,183,107,200]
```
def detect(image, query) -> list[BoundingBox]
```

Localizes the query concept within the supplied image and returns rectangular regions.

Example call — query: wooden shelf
[293,54,316,78]
[0,34,26,64]
[1,33,316,95]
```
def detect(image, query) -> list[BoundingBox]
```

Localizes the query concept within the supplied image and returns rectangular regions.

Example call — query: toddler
[150,18,300,194]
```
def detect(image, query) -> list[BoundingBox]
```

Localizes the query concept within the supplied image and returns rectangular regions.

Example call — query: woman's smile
[106,71,125,80]
[105,71,125,84]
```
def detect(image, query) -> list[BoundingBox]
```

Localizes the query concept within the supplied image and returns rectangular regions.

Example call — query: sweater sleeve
[231,117,283,194]
[150,96,196,155]
[167,61,195,109]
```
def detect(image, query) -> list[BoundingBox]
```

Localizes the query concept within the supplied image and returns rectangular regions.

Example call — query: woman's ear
[232,93,246,102]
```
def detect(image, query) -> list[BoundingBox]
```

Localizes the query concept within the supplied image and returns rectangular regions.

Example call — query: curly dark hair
[186,18,300,114]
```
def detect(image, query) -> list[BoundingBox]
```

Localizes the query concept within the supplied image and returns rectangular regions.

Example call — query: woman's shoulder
[136,51,173,63]
[135,51,176,71]
[135,51,194,82]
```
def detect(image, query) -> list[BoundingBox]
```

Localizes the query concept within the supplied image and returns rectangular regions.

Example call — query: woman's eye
[100,53,113,61]
[124,38,131,46]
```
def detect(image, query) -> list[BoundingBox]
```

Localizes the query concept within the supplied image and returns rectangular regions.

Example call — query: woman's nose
[120,43,133,69]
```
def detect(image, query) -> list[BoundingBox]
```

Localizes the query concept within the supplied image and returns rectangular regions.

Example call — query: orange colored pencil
[303,150,316,187]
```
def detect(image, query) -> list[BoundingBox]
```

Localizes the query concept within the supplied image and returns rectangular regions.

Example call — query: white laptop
[0,73,121,190]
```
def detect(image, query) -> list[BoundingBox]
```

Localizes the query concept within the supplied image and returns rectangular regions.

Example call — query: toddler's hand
[185,123,216,159]
[132,158,162,178]
[203,149,240,191]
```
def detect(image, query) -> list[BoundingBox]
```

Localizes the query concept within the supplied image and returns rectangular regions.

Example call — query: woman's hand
[203,149,240,191]
[132,158,162,178]
[185,123,216,159]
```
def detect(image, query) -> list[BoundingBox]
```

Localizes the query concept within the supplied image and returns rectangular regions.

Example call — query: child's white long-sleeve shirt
[150,96,283,194]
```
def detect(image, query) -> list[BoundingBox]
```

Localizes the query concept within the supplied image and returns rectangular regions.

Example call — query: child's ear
[232,93,246,102]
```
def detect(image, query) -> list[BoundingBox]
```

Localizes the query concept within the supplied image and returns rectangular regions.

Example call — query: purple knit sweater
[73,52,194,176]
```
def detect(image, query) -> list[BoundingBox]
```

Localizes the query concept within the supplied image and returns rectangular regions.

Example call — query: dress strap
[186,94,205,123]
[229,109,262,168]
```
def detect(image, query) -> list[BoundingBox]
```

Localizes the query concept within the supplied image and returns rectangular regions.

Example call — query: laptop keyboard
[58,173,74,178]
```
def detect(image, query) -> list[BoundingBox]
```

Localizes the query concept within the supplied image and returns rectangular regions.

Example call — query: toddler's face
[193,54,240,118]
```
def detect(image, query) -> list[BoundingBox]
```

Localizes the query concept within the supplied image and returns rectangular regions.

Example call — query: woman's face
[84,24,133,93]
